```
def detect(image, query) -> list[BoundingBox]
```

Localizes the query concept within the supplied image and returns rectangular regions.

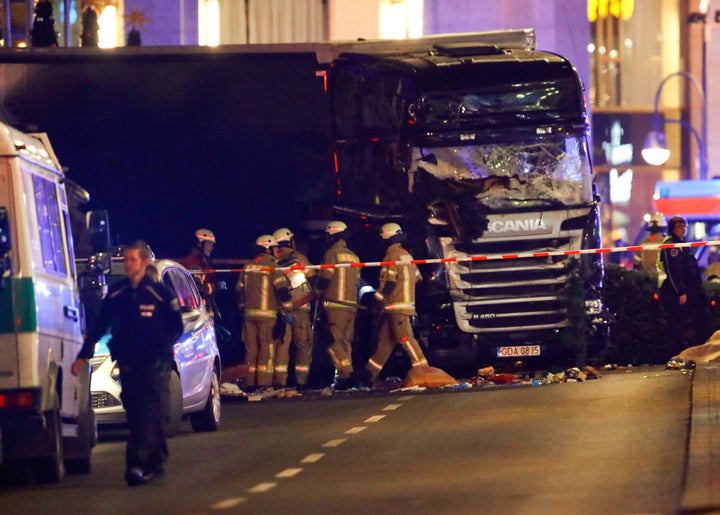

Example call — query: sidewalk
[682,363,720,512]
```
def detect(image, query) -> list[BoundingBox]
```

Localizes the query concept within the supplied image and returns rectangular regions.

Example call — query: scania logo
[486,219,553,235]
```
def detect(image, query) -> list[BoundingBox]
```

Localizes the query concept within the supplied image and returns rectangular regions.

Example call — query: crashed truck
[325,29,610,369]
[0,29,610,372]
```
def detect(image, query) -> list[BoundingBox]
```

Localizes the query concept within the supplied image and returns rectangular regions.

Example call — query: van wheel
[164,370,183,438]
[31,406,64,484]
[190,367,221,432]
[64,409,96,474]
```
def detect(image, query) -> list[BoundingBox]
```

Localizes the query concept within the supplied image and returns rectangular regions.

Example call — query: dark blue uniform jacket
[78,275,183,364]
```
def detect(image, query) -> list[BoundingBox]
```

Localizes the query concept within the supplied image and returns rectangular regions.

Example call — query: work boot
[350,368,373,389]
[332,376,352,391]
[125,467,154,486]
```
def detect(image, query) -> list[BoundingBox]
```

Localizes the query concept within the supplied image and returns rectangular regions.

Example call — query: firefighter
[236,235,292,391]
[272,227,316,388]
[180,228,218,318]
[634,213,667,276]
[354,223,428,387]
[659,215,712,355]
[314,221,361,390]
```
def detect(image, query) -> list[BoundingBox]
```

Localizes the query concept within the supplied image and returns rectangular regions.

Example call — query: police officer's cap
[667,216,688,232]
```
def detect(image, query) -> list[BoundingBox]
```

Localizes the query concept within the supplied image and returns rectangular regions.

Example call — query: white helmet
[380,222,403,240]
[647,212,667,229]
[325,221,348,235]
[273,227,294,243]
[195,228,216,244]
[255,234,278,250]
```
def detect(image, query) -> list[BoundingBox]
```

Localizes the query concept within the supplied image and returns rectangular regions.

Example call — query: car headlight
[110,364,121,385]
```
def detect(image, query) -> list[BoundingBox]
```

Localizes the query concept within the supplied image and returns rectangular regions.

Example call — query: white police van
[0,125,95,483]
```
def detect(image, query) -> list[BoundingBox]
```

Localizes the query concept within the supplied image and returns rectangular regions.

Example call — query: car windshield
[409,134,593,209]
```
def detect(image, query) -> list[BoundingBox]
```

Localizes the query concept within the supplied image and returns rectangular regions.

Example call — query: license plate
[497,345,541,358]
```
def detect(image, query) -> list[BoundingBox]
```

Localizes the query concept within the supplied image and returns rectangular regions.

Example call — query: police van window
[31,172,68,275]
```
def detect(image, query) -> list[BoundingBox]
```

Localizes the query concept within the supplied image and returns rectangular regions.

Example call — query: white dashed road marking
[210,394,416,511]
[209,498,246,510]
[301,453,325,463]
[276,468,303,478]
[249,482,277,493]
[323,438,347,447]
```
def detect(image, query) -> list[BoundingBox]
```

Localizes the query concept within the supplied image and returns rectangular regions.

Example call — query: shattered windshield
[409,134,593,208]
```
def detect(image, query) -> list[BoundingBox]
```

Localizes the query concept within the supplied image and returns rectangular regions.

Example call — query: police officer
[180,228,218,318]
[659,216,712,355]
[236,235,292,391]
[314,221,361,390]
[355,223,428,387]
[71,241,182,486]
[272,227,315,388]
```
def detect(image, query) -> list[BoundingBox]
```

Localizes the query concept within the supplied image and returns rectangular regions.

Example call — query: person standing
[355,223,429,387]
[272,227,315,389]
[659,216,712,355]
[80,2,99,47]
[314,221,361,390]
[634,212,667,277]
[236,235,291,391]
[180,228,218,318]
[71,241,182,486]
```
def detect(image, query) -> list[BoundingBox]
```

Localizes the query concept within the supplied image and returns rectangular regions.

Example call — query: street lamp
[641,71,708,180]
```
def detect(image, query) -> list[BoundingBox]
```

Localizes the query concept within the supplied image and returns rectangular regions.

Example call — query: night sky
[0,49,333,260]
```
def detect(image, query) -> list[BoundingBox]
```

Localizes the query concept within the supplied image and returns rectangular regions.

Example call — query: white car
[87,258,221,436]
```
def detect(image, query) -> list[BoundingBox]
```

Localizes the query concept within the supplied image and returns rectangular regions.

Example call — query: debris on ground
[669,331,720,366]
[219,362,606,400]
[403,366,458,388]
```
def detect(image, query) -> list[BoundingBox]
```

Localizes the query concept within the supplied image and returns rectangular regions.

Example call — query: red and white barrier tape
[188,239,720,274]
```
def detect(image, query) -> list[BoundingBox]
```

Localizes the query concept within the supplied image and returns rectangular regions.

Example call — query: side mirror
[87,209,111,253]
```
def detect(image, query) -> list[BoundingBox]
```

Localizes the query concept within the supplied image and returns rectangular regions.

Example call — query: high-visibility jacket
[238,253,288,321]
[318,239,360,311]
[377,242,421,315]
[277,247,314,311]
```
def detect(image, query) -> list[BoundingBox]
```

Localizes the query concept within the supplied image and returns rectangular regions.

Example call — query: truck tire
[190,367,221,432]
[164,370,183,438]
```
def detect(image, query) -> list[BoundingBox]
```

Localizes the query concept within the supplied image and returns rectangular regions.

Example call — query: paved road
[0,366,694,514]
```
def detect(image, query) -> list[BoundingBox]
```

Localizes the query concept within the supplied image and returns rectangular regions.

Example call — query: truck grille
[440,213,587,341]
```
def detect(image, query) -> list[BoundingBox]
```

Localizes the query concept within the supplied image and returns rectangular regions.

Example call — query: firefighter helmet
[255,234,278,250]
[273,227,294,244]
[646,212,667,232]
[380,222,403,240]
[195,228,216,244]
[325,221,348,235]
